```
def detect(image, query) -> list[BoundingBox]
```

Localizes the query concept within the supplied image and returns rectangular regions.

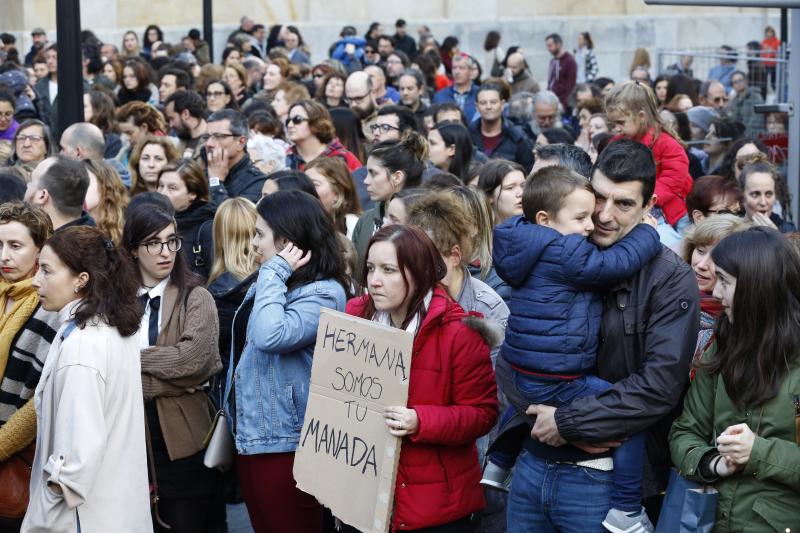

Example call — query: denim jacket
[223,256,346,455]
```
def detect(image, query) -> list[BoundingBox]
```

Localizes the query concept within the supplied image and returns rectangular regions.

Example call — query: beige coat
[21,302,152,533]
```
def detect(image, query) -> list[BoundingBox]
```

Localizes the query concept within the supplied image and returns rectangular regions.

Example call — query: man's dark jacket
[209,153,266,206]
[468,118,534,174]
[549,247,700,497]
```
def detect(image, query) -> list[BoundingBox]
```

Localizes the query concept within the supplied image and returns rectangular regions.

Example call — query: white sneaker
[479,462,512,492]
[602,507,654,533]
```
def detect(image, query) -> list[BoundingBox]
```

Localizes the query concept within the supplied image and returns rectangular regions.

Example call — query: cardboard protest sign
[293,308,412,533]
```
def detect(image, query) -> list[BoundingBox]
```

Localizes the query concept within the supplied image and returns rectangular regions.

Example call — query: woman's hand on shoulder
[278,242,312,272]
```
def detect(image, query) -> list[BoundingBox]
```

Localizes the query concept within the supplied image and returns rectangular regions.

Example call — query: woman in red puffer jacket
[345,224,499,532]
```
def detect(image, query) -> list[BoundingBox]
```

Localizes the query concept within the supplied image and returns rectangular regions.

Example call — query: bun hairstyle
[44,226,142,337]
[368,131,429,189]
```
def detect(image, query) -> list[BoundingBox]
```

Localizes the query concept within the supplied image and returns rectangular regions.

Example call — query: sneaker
[602,507,654,533]
[479,461,512,492]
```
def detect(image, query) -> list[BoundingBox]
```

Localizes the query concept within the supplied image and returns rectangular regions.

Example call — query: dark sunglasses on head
[285,115,309,127]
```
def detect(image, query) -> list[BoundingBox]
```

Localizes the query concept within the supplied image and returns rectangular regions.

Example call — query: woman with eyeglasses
[5,119,54,176]
[284,99,362,173]
[685,175,744,225]
[157,159,215,280]
[122,204,222,533]
[0,91,19,143]
[205,80,240,114]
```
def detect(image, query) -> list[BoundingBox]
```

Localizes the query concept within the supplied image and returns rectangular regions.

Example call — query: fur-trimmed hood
[462,315,503,349]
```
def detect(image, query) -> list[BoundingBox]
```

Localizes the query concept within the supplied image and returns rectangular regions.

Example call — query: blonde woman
[448,184,511,302]
[206,198,259,405]
[83,159,130,243]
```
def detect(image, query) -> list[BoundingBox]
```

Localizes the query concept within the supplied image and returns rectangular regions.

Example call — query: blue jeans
[492,372,645,512]
[507,450,612,532]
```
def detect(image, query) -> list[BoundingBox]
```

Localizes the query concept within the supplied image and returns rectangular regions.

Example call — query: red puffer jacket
[346,288,499,531]
[614,128,692,225]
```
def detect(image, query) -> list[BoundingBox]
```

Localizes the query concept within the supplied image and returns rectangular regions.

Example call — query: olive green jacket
[669,344,800,532]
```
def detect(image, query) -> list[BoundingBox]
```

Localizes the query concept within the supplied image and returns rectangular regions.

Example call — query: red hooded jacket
[346,288,498,530]
[614,128,692,225]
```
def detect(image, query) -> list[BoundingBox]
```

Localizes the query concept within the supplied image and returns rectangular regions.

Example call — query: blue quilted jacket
[493,216,661,375]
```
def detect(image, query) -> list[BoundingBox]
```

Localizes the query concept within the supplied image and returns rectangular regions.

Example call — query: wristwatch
[209,176,221,187]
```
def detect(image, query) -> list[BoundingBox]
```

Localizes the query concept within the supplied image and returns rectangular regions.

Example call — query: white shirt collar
[138,277,169,299]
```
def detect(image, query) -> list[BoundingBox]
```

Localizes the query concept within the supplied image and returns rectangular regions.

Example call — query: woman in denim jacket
[224,190,350,533]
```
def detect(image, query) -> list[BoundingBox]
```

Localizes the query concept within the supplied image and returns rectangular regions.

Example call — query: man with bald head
[699,80,729,112]
[25,155,93,229]
[506,52,540,95]
[60,122,105,160]
[346,71,379,141]
[364,65,400,106]
[60,121,132,185]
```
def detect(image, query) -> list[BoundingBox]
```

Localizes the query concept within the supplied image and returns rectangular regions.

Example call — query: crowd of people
[0,16,797,533]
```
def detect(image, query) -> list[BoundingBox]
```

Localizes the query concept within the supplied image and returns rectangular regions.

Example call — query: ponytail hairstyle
[121,204,202,295]
[368,130,428,190]
[605,80,685,148]
[431,122,473,181]
[447,184,495,280]
[44,226,142,337]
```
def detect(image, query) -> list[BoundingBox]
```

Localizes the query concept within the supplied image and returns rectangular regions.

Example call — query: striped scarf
[0,279,57,425]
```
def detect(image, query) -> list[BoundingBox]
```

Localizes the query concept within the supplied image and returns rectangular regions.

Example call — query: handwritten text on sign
[293,309,412,533]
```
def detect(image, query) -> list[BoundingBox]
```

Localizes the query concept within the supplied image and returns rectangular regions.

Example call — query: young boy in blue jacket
[484,165,662,533]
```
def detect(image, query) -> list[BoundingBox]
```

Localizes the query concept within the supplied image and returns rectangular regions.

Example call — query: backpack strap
[192,220,213,268]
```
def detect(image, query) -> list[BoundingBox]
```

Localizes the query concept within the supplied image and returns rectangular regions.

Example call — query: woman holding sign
[225,190,350,533]
[669,227,800,531]
[346,224,499,532]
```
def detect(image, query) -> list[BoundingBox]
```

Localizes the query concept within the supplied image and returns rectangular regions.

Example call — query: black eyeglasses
[705,207,744,217]
[199,133,237,143]
[370,123,401,133]
[344,92,371,105]
[140,237,182,255]
[285,115,309,127]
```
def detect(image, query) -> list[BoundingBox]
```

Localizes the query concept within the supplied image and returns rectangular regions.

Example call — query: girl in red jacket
[346,224,499,532]
[605,81,693,244]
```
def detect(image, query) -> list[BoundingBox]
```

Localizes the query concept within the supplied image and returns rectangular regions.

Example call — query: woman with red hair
[345,224,499,532]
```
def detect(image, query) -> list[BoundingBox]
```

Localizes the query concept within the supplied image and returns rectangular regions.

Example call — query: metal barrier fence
[655,46,790,103]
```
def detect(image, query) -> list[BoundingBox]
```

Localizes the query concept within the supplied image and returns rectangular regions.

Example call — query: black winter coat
[468,118,534,173]
[550,247,700,497]
[176,201,216,280]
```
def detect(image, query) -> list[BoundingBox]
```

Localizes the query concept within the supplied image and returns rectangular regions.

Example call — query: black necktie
[138,294,161,346]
